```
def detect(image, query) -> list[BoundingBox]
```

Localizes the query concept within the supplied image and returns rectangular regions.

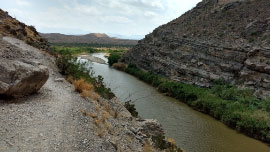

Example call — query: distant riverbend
[78,54,106,64]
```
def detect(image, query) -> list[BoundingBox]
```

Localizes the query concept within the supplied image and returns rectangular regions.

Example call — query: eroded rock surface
[0,58,49,98]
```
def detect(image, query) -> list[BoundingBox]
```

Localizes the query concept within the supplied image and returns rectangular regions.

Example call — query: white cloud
[16,0,31,7]
[2,0,202,39]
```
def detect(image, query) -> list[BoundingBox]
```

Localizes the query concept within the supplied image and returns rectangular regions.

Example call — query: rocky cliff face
[0,9,50,50]
[124,0,270,97]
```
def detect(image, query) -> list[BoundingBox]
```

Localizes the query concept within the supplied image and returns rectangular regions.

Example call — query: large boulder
[0,58,49,98]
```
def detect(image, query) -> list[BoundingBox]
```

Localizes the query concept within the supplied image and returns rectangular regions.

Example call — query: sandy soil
[79,54,107,64]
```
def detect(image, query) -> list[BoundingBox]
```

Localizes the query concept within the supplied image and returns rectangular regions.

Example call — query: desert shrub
[151,135,182,152]
[94,75,115,99]
[124,100,138,117]
[56,54,115,99]
[108,53,121,66]
[152,135,168,150]
[112,63,127,71]
[260,98,270,112]
[73,79,94,93]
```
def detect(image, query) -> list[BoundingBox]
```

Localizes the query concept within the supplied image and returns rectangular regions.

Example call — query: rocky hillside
[0,9,49,50]
[0,36,167,151]
[124,0,270,97]
[41,33,138,46]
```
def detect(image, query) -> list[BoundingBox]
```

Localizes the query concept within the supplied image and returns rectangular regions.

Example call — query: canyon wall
[124,0,270,97]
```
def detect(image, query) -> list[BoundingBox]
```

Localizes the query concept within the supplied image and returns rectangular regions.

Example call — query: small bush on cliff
[152,135,168,150]
[108,53,121,66]
[124,100,138,117]
[152,135,182,152]
[95,75,115,99]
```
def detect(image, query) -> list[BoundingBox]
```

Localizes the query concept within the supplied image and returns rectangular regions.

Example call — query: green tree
[108,53,121,66]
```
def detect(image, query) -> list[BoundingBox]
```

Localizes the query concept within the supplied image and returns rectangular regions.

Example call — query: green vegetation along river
[83,53,270,152]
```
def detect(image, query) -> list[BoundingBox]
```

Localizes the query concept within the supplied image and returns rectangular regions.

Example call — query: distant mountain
[40,33,138,46]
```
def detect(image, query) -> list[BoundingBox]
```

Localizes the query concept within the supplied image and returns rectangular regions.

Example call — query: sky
[0,0,201,39]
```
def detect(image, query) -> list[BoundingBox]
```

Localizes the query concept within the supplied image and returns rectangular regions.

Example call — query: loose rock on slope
[0,58,49,98]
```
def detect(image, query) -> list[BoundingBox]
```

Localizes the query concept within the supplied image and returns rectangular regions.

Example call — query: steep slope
[41,33,138,46]
[124,0,270,97]
[0,36,158,152]
[0,9,49,50]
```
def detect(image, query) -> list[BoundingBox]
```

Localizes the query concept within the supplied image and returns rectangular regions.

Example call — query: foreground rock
[123,0,270,97]
[0,58,49,98]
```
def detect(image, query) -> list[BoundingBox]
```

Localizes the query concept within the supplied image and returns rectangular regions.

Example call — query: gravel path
[0,37,115,152]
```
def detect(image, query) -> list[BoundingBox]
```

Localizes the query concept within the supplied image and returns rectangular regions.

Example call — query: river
[83,53,270,152]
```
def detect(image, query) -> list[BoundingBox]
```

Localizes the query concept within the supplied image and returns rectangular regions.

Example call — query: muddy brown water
[83,53,270,152]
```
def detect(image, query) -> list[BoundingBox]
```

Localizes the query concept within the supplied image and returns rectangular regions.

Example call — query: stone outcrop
[123,0,270,97]
[0,58,49,98]
[0,36,49,98]
[137,119,164,137]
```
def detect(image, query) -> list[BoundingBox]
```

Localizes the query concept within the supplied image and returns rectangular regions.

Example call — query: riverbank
[55,52,183,151]
[0,36,182,151]
[112,62,270,144]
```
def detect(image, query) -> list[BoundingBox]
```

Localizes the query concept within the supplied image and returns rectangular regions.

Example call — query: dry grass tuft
[66,76,74,83]
[70,78,100,100]
[112,63,127,71]
[142,142,154,152]
[89,92,100,101]
[94,118,102,127]
[105,121,112,131]
[80,90,91,98]
[103,111,110,121]
[168,138,175,145]
[81,110,97,118]
[95,105,100,111]
[97,128,106,137]
[73,79,94,93]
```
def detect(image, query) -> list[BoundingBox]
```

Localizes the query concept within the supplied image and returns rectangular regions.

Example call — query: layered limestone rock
[124,0,270,97]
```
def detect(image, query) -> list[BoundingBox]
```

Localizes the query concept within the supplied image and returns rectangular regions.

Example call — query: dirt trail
[0,37,115,152]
